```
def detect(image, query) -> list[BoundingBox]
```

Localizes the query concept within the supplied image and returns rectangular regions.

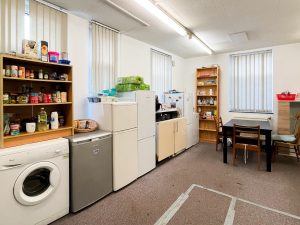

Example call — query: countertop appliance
[89,102,138,191]
[68,130,113,212]
[118,91,156,177]
[0,138,69,225]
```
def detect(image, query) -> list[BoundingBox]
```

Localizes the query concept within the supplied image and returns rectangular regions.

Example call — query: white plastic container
[50,112,59,129]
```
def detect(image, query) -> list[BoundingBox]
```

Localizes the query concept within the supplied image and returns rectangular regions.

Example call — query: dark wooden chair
[214,116,223,151]
[233,124,261,170]
[272,113,300,162]
[273,126,300,162]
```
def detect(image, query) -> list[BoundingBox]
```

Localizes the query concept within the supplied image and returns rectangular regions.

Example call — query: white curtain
[151,49,172,101]
[230,50,273,113]
[90,22,119,94]
[0,0,25,53]
[29,0,67,52]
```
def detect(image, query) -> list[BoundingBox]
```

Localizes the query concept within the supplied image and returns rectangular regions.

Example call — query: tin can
[5,65,11,76]
[18,67,25,78]
[11,65,18,77]
[25,70,30,78]
[30,93,39,104]
[43,93,52,103]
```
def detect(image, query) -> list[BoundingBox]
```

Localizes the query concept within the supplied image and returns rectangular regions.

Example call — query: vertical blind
[90,22,119,94]
[0,0,25,53]
[230,50,273,113]
[151,49,172,100]
[29,0,68,52]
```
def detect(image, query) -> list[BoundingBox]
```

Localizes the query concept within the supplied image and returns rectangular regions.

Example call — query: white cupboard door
[175,118,187,153]
[156,120,175,162]
[138,136,156,177]
[113,128,138,191]
[137,91,155,140]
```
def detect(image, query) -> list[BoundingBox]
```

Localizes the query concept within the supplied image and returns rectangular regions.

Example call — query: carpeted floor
[52,143,300,225]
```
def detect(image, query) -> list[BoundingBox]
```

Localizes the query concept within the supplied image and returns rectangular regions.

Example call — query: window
[151,49,172,101]
[229,50,273,113]
[27,0,68,52]
[90,22,119,95]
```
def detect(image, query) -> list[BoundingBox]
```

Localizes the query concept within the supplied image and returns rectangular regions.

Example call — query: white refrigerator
[118,91,156,177]
[89,102,138,191]
[184,92,199,148]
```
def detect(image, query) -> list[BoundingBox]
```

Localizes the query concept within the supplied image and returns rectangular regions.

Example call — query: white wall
[119,35,185,91]
[68,14,90,119]
[185,42,300,132]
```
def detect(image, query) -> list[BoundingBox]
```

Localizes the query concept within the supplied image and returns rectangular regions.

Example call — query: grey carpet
[52,143,300,225]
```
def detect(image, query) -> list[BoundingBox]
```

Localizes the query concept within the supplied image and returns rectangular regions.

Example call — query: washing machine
[0,138,69,225]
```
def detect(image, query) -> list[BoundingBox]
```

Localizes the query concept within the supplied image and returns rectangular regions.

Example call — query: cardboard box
[22,39,38,58]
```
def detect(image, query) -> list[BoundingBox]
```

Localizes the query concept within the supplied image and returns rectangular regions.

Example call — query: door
[138,136,156,177]
[113,128,138,191]
[137,91,155,140]
[175,118,187,153]
[112,102,137,132]
[156,120,175,161]
[14,162,60,206]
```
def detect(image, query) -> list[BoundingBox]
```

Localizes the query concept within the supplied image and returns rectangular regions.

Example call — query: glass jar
[3,93,10,104]
[17,94,29,104]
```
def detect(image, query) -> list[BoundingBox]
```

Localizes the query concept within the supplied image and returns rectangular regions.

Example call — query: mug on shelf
[26,122,36,133]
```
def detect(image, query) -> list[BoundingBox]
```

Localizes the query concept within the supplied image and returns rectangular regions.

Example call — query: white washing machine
[0,138,69,225]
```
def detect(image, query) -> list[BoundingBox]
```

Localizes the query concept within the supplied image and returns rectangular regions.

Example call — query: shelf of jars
[0,54,74,148]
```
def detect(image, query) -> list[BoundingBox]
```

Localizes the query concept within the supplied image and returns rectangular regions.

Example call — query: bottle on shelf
[50,111,59,130]
[37,108,48,131]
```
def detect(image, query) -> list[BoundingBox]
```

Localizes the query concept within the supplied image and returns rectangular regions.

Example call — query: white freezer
[186,113,199,148]
[89,102,137,132]
[118,91,155,140]
[113,128,138,191]
[138,136,156,177]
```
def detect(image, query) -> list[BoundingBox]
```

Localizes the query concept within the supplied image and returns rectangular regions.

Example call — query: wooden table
[223,119,272,172]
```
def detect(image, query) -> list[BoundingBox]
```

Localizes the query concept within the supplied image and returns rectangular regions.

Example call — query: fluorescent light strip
[134,0,187,36]
[191,35,212,54]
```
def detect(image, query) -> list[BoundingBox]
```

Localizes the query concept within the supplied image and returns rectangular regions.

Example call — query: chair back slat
[233,124,261,146]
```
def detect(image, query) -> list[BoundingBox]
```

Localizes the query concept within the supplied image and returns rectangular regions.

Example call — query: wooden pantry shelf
[197,105,217,107]
[3,126,73,148]
[4,102,72,107]
[197,75,218,78]
[199,118,215,121]
[197,84,217,87]
[1,54,72,67]
[3,77,72,83]
[199,128,216,132]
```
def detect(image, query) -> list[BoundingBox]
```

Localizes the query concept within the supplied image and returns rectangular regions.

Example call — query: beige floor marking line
[193,184,300,221]
[223,197,237,225]
[154,184,300,225]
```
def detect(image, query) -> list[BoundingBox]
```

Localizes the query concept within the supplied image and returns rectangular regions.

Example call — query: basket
[276,94,296,101]
[74,119,98,133]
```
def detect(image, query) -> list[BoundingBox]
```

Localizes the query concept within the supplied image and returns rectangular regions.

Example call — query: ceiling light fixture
[191,35,212,55]
[134,0,187,36]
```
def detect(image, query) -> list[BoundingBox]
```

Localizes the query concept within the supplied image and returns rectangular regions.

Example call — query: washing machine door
[14,161,60,206]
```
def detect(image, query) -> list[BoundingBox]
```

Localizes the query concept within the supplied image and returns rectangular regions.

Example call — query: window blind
[0,0,25,53]
[29,0,67,52]
[90,22,119,95]
[151,49,172,100]
[230,50,273,113]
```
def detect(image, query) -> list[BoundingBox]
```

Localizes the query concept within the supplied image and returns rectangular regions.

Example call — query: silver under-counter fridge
[67,130,113,212]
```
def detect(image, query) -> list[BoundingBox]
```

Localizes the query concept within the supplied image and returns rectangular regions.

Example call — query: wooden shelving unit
[0,54,74,148]
[196,66,220,143]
